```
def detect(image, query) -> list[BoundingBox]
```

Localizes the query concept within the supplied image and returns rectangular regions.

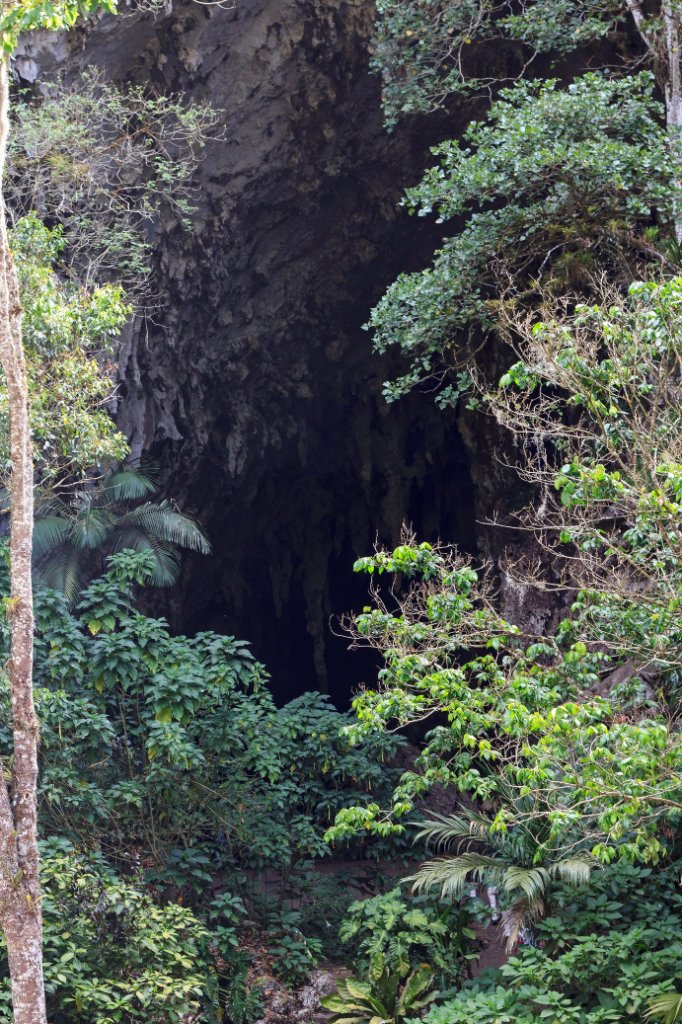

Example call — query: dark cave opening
[155,131,484,707]
[147,144,484,708]
[86,0,490,708]
[176,380,478,708]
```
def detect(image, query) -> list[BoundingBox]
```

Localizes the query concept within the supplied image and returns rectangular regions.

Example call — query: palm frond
[105,529,149,555]
[34,494,70,518]
[119,502,211,553]
[70,508,116,550]
[413,811,491,850]
[646,993,682,1024]
[35,547,97,607]
[131,457,161,486]
[101,469,157,504]
[32,469,210,602]
[502,865,550,900]
[136,536,180,588]
[32,516,72,560]
[550,855,597,887]
[409,852,500,899]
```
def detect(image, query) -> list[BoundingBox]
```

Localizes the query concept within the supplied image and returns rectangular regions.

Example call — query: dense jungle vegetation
[0,0,681,1022]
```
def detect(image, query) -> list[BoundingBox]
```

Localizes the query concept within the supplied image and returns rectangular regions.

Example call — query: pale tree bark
[0,58,47,1024]
[662,3,682,242]
[624,0,653,46]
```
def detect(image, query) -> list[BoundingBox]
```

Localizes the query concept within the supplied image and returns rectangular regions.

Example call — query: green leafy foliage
[0,214,130,485]
[219,950,264,1024]
[322,963,437,1024]
[0,0,115,53]
[368,73,674,405]
[8,69,220,290]
[423,861,682,1024]
[372,0,626,127]
[267,913,324,988]
[339,887,479,985]
[334,277,682,867]
[0,550,404,890]
[247,868,366,964]
[33,466,210,604]
[0,841,217,1024]
[412,806,596,949]
[493,276,682,688]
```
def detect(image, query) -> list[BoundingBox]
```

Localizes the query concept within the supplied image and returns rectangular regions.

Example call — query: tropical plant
[321,964,437,1024]
[1,214,130,488]
[339,887,479,984]
[331,277,682,868]
[372,0,682,143]
[7,68,220,292]
[272,868,369,960]
[0,0,118,1019]
[219,950,263,1024]
[370,0,682,411]
[267,915,323,988]
[0,549,405,887]
[422,861,682,1024]
[647,994,682,1024]
[33,466,210,604]
[412,806,597,950]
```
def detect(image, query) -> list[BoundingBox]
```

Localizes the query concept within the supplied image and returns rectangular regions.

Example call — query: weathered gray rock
[255,968,337,1024]
[16,1,490,699]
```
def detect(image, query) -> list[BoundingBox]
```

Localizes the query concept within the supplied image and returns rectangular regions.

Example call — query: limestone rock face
[17,0,483,700]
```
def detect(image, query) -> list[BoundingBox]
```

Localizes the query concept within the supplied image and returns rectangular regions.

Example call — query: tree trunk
[0,58,46,1024]
[663,3,682,242]
[4,918,46,1024]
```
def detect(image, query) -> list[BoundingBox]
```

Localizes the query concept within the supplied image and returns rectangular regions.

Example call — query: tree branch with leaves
[330,277,682,885]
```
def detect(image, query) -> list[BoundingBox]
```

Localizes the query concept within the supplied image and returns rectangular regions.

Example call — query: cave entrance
[176,382,476,708]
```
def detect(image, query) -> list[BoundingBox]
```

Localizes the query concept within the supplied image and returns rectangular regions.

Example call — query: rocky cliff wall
[17,0,487,702]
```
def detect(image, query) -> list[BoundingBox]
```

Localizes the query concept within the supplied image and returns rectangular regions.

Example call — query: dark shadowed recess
[176,381,477,708]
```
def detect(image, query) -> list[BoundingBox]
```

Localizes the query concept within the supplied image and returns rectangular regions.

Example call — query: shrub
[369,74,674,406]
[0,840,217,1024]
[0,550,405,898]
[339,887,479,986]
